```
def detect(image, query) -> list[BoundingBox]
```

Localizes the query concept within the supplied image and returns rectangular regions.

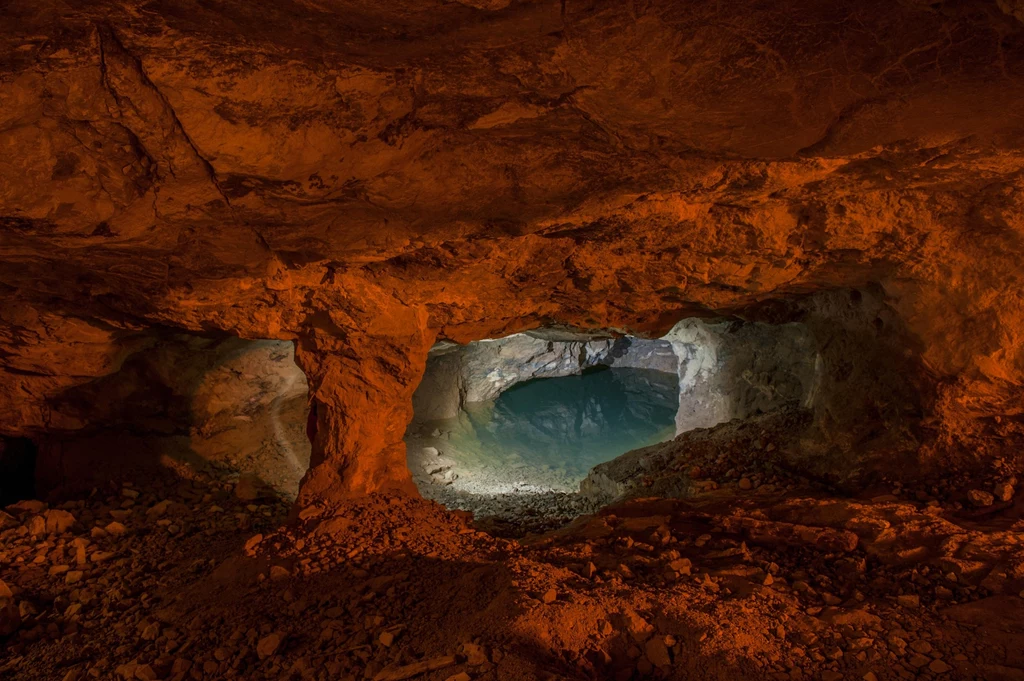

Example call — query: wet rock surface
[408,367,678,517]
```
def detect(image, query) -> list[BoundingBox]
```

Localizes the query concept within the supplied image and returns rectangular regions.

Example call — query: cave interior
[3,0,1024,678]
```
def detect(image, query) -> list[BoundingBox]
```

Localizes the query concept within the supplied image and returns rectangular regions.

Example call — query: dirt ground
[2,451,1024,681]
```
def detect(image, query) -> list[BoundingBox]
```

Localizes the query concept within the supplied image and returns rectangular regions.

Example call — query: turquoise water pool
[445,367,679,485]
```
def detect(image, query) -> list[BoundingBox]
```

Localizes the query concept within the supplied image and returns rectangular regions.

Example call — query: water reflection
[452,367,679,484]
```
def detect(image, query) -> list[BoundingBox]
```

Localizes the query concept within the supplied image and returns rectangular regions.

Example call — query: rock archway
[4,2,1024,679]
[0,0,1022,509]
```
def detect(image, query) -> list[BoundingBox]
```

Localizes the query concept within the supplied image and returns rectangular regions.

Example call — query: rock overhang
[0,0,1023,503]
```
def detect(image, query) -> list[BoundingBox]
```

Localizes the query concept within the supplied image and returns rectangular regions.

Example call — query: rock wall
[2,0,1024,505]
[411,333,679,422]
[584,287,928,501]
[32,335,310,499]
[665,319,819,435]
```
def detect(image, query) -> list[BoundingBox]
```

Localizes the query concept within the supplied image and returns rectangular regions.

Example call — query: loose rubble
[2,463,1024,681]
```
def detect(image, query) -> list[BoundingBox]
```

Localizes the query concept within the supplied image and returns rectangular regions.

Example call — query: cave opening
[404,315,824,526]
[458,364,680,487]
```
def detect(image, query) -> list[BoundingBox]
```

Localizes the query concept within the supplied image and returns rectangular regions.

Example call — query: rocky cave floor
[3,434,1024,681]
[404,426,600,535]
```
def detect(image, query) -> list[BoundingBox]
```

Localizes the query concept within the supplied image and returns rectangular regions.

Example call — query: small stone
[929,659,951,674]
[738,477,753,490]
[105,521,127,536]
[618,611,654,642]
[141,622,161,640]
[27,515,46,537]
[49,565,71,576]
[146,500,170,518]
[668,558,692,576]
[65,571,84,585]
[863,673,879,681]
[463,642,488,666]
[644,637,671,667]
[244,534,263,554]
[541,588,557,604]
[269,565,290,581]
[994,481,1015,502]
[134,664,158,681]
[583,562,597,578]
[896,594,920,608]
[115,663,138,680]
[45,509,76,534]
[72,538,88,565]
[967,489,994,507]
[7,500,46,515]
[379,631,396,647]
[910,639,932,654]
[908,653,931,668]
[297,505,321,521]
[257,632,282,659]
[0,579,12,599]
[444,674,471,681]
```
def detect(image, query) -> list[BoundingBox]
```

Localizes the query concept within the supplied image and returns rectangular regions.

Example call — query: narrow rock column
[663,320,730,435]
[293,303,434,504]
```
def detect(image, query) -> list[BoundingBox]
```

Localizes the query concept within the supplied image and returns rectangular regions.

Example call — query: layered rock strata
[1,0,1024,503]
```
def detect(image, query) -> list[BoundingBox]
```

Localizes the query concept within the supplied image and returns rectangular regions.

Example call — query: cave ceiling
[2,0,1024,495]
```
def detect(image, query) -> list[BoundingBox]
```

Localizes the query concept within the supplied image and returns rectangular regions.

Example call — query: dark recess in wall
[0,437,37,506]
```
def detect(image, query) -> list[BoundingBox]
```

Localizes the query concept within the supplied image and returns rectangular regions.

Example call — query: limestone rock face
[34,335,310,498]
[411,334,678,422]
[2,0,1024,502]
[664,319,817,436]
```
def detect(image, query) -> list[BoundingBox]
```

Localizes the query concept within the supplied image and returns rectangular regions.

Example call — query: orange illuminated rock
[1,0,1023,504]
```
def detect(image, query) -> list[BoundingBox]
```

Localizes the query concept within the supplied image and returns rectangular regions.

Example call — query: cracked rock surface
[3,0,1024,500]
[5,2,1024,679]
